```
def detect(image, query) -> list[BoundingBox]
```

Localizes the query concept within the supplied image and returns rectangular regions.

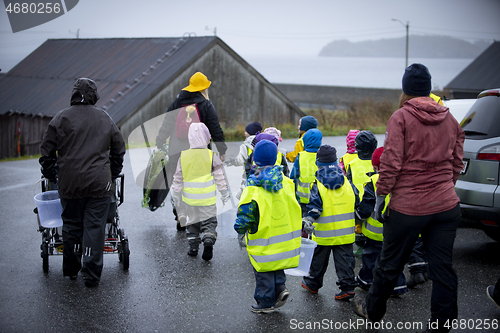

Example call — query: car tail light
[481,220,498,226]
[478,144,500,161]
[477,89,500,98]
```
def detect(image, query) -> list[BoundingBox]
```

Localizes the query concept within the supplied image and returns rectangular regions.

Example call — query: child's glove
[374,195,387,222]
[302,216,315,235]
[221,191,231,206]
[238,233,246,249]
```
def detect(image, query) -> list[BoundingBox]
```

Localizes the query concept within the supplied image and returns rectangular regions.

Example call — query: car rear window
[460,95,500,139]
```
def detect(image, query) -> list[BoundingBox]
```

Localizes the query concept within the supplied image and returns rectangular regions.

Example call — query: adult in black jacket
[40,78,126,288]
[156,72,227,227]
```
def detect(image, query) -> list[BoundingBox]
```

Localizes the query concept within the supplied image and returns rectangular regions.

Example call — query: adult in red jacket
[353,64,465,333]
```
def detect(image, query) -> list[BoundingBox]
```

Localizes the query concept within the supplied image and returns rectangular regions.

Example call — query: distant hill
[319,35,491,58]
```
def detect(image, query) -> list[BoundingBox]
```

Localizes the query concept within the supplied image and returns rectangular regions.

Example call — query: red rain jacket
[377,96,465,216]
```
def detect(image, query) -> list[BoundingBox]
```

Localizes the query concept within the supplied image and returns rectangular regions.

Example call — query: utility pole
[392,19,409,68]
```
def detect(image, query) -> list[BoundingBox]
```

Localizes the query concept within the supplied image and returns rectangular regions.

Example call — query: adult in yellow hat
[156,71,226,231]
[182,72,211,92]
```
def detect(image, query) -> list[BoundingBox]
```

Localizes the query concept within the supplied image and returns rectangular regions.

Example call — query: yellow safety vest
[361,174,389,242]
[312,179,356,246]
[340,152,358,169]
[239,177,302,272]
[296,151,318,204]
[246,146,253,157]
[346,157,374,199]
[180,148,216,206]
[430,93,444,106]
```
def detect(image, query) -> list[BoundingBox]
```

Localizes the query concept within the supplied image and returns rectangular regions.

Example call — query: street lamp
[392,19,409,68]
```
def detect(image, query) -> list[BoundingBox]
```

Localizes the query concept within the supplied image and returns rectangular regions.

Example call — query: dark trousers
[357,238,407,294]
[365,204,460,332]
[61,197,110,283]
[408,237,428,274]
[303,243,357,292]
[300,203,308,238]
[186,216,217,248]
[253,268,286,308]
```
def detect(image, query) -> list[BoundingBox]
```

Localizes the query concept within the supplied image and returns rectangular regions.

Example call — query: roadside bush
[300,97,396,138]
[220,96,397,141]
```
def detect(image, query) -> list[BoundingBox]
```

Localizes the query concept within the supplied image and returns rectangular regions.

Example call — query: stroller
[34,174,130,273]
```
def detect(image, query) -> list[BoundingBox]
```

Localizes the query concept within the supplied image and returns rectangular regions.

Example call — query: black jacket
[156,90,227,156]
[40,79,126,199]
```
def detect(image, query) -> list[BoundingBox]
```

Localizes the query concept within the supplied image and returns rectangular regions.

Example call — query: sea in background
[245,55,474,90]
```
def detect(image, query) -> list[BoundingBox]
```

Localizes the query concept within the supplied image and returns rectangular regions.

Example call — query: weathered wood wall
[118,43,304,143]
[0,113,52,159]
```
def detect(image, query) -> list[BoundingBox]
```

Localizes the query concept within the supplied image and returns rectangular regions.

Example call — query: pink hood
[346,130,359,154]
[188,123,211,148]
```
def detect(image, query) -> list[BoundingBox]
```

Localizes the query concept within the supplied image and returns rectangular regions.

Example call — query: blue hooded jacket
[299,116,319,132]
[306,161,360,220]
[290,128,322,180]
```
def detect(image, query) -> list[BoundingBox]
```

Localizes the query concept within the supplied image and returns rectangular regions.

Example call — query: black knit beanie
[402,63,432,97]
[316,145,337,163]
[245,122,262,136]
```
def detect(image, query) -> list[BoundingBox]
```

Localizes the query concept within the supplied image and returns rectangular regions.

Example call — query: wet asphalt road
[1,136,499,333]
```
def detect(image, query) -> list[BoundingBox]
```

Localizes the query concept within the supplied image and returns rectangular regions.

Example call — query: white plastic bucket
[217,207,238,238]
[285,238,317,276]
[34,190,63,228]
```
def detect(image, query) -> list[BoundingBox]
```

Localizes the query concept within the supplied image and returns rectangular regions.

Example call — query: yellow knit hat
[182,72,211,92]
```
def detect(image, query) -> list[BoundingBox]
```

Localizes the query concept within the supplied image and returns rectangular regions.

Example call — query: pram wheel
[120,240,130,271]
[118,228,130,271]
[41,242,49,273]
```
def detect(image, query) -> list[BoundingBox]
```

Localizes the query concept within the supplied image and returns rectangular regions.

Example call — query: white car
[443,98,476,124]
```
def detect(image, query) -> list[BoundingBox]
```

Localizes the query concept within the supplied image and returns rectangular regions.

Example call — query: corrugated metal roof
[445,41,500,91]
[0,37,216,122]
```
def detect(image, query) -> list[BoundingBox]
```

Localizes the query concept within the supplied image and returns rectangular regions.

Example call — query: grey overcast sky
[1,0,500,73]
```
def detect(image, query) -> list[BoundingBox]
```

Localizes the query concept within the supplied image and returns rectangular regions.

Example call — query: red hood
[404,96,450,125]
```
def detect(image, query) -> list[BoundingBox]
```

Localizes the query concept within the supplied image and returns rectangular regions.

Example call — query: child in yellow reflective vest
[290,128,322,238]
[234,140,302,313]
[345,130,378,257]
[285,116,318,163]
[244,132,290,179]
[339,129,359,174]
[224,121,262,199]
[301,145,360,301]
[171,123,229,260]
[354,147,408,296]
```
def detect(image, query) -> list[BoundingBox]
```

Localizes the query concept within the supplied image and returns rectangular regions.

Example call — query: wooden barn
[0,36,304,159]
[444,41,500,99]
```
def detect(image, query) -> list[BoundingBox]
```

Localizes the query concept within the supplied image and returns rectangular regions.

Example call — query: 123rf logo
[3,0,79,33]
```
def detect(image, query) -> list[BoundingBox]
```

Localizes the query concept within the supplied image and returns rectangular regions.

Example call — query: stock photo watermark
[3,0,79,33]
[289,318,499,331]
